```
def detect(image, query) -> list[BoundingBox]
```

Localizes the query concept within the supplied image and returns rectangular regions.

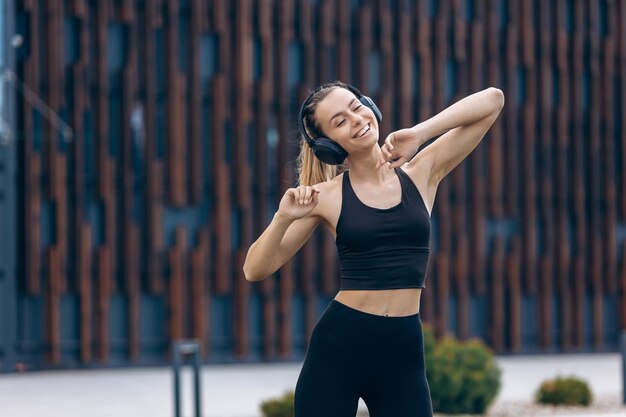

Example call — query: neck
[347,146,394,184]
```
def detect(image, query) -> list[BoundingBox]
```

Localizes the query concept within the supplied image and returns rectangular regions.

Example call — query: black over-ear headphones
[298,83,382,165]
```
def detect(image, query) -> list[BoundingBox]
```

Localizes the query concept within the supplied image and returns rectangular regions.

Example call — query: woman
[243,81,504,417]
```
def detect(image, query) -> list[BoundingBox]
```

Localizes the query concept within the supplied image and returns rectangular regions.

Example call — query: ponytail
[297,138,339,186]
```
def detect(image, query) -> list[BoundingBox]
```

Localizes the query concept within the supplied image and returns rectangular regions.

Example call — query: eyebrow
[329,98,357,124]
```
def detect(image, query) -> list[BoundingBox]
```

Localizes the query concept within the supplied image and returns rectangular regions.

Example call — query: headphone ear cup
[312,137,349,165]
[359,96,382,124]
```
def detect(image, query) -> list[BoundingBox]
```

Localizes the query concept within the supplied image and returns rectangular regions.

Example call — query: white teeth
[356,124,370,138]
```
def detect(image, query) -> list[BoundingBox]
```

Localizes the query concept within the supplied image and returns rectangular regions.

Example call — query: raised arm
[243,185,321,282]
[412,87,504,185]
[378,87,505,185]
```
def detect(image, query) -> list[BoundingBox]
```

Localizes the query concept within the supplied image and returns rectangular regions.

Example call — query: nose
[351,112,364,126]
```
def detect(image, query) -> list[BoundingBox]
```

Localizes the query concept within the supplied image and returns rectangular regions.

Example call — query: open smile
[354,123,371,138]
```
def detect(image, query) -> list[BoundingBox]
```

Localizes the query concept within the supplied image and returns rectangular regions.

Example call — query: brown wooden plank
[145,0,163,294]
[26,154,41,295]
[78,224,92,363]
[537,0,554,352]
[416,0,433,120]
[455,235,469,340]
[168,227,186,344]
[189,0,203,204]
[507,237,522,353]
[357,4,372,89]
[486,0,503,217]
[521,103,537,295]
[490,236,505,353]
[538,254,553,350]
[70,2,90,361]
[121,5,140,361]
[275,0,295,359]
[234,249,250,358]
[504,19,519,216]
[621,1,626,220]
[602,2,617,294]
[211,75,231,294]
[588,0,604,352]
[621,244,626,331]
[592,235,604,351]
[97,246,111,362]
[520,0,538,295]
[554,0,572,351]
[233,0,253,350]
[395,1,413,127]
[45,0,68,293]
[22,0,41,295]
[377,2,393,138]
[127,225,140,361]
[233,0,254,359]
[191,229,210,357]
[434,253,450,339]
[46,248,61,364]
[336,0,350,81]
[96,0,117,296]
[571,0,586,350]
[467,1,487,296]
[166,0,186,206]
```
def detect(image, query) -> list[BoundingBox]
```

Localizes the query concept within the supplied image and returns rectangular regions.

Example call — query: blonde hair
[296,140,339,186]
[296,81,349,186]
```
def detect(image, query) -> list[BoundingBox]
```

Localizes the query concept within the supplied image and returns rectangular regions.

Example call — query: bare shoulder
[310,173,344,234]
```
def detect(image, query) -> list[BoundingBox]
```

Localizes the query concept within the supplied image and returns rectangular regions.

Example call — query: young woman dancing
[244,81,504,417]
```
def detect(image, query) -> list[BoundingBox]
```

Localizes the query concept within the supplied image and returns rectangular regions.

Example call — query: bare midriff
[334,288,422,317]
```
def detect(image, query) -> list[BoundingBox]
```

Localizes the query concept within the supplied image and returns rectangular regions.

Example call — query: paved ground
[0,353,623,417]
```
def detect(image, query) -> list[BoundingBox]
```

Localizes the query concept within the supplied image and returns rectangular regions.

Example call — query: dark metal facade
[2,0,625,372]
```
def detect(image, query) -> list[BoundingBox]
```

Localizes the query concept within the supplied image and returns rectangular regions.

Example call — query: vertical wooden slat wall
[11,0,626,369]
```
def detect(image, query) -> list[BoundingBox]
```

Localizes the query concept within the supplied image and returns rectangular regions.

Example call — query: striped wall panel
[6,0,626,370]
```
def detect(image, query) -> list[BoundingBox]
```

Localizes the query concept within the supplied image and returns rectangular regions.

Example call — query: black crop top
[335,168,431,290]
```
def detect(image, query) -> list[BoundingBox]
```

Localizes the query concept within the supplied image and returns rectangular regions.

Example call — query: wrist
[408,124,427,157]
[274,211,295,224]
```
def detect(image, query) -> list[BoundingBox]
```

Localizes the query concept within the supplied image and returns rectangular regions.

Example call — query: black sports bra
[335,168,431,290]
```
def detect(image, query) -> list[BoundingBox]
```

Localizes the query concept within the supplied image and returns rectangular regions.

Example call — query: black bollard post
[172,340,202,417]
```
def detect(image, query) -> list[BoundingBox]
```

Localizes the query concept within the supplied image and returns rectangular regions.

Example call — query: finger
[389,157,406,169]
[385,134,395,148]
[285,188,296,199]
[311,190,320,205]
[303,187,313,204]
[295,187,305,204]
[376,153,387,169]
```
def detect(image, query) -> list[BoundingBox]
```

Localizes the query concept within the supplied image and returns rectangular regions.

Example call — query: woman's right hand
[277,185,321,221]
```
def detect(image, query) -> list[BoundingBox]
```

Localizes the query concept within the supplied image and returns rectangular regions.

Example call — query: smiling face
[314,87,380,156]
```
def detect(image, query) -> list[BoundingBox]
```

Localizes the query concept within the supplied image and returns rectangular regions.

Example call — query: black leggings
[294,299,433,417]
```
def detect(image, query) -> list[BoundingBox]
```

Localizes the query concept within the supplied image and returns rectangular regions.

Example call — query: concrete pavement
[0,353,623,417]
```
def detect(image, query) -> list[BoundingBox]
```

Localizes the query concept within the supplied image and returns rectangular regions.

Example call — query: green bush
[535,375,593,406]
[260,390,294,417]
[425,333,501,415]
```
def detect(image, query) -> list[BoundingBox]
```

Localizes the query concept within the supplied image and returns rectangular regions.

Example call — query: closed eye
[337,119,346,127]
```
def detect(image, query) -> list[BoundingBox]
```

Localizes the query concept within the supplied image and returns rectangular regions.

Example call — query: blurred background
[0,0,624,374]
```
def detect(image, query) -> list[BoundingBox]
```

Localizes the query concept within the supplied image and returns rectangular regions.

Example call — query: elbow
[242,256,267,283]
[243,261,260,282]
[487,87,505,111]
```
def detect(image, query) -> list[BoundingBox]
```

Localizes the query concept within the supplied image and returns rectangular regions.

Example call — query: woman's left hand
[376,127,426,169]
